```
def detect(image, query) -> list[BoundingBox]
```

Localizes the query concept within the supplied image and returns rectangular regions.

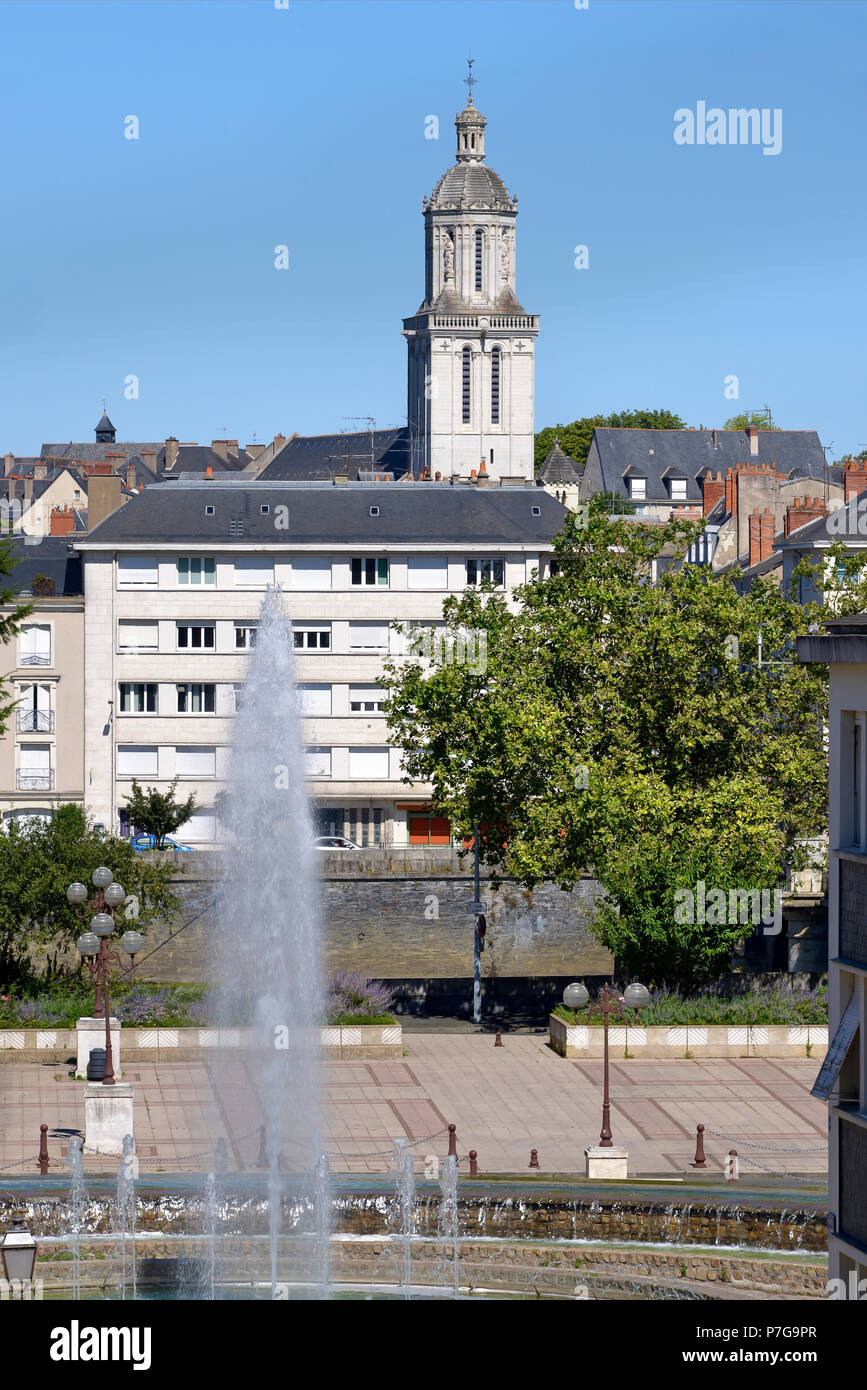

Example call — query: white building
[403,88,539,482]
[76,480,565,848]
[799,616,867,1292]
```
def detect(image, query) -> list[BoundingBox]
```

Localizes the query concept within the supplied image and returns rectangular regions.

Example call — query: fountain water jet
[66,1136,84,1300]
[212,587,327,1297]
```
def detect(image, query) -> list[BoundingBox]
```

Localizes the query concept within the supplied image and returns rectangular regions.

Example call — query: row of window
[118,556,510,591]
[117,682,386,715]
[117,744,394,780]
[628,477,688,501]
[461,347,501,427]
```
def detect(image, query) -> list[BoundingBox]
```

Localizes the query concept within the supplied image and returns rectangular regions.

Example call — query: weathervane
[465,56,476,103]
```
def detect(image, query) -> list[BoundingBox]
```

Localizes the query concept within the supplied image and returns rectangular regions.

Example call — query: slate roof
[582,429,829,503]
[258,429,412,482]
[162,445,250,478]
[4,536,83,596]
[77,481,568,548]
[537,440,582,485]
[776,510,851,549]
[41,441,163,465]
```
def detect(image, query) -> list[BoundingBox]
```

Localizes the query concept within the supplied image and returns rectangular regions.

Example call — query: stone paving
[0,1036,828,1180]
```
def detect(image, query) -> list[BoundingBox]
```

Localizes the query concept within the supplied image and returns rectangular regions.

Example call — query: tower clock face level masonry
[403,67,539,481]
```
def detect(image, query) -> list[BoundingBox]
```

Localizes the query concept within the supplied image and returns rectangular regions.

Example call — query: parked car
[129,833,194,852]
[313,836,361,850]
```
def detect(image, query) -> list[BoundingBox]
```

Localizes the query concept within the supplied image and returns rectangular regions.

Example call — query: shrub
[113,985,173,1025]
[325,971,395,1025]
[553,983,827,1027]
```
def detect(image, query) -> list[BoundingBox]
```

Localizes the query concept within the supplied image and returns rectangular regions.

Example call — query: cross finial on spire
[101,397,106,414]
[465,55,476,103]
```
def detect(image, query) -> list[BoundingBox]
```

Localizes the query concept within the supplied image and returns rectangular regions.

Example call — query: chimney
[746,426,759,456]
[749,506,776,566]
[50,505,75,537]
[126,462,137,490]
[205,465,213,479]
[23,477,33,502]
[87,475,123,531]
[784,495,828,537]
[4,453,14,477]
[165,437,179,470]
[6,478,16,503]
[34,461,47,481]
[141,450,157,475]
[724,467,738,516]
[844,458,867,503]
[245,443,264,459]
[272,433,287,451]
[712,429,718,448]
[211,440,228,461]
[702,469,725,516]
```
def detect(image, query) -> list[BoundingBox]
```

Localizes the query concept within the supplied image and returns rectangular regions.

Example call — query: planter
[0,1023,402,1063]
[549,1014,828,1060]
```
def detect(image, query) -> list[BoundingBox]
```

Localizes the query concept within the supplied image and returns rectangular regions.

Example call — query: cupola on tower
[403,63,539,480]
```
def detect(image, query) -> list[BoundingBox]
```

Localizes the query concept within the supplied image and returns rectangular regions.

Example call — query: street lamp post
[563,980,650,1148]
[69,868,143,1087]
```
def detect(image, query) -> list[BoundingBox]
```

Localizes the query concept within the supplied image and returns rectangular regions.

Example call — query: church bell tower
[403,62,539,480]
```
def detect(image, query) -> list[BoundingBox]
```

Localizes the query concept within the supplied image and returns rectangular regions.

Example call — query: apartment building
[76,479,565,848]
[0,538,84,825]
[799,616,867,1291]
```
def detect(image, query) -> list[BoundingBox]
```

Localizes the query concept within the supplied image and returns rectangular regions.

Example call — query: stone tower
[403,80,539,480]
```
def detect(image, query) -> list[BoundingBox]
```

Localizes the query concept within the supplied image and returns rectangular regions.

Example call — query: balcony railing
[17,709,54,732]
[16,770,55,790]
[20,653,51,666]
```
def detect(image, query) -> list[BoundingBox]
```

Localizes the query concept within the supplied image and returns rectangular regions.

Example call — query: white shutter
[349,622,389,649]
[117,745,159,776]
[177,810,216,842]
[118,621,159,651]
[20,625,50,662]
[296,685,332,716]
[234,556,274,587]
[305,746,331,776]
[348,747,389,779]
[19,744,50,770]
[291,556,332,590]
[175,746,216,777]
[118,556,159,587]
[349,686,385,708]
[407,555,447,589]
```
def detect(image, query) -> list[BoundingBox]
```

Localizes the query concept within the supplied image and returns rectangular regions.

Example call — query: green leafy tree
[0,536,34,733]
[534,408,687,472]
[724,410,779,431]
[382,500,829,989]
[0,804,181,987]
[123,777,197,848]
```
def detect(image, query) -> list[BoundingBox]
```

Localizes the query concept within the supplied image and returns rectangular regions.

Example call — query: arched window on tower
[491,347,501,425]
[474,229,484,292]
[462,347,472,424]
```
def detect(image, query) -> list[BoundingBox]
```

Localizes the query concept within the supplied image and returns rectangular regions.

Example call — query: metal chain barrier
[703,1127,827,1154]
[324,1126,450,1160]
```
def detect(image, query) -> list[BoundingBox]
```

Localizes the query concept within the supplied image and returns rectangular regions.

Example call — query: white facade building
[76,480,564,848]
[403,91,539,482]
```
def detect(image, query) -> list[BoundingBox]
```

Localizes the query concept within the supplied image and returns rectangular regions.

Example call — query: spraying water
[212,587,326,1297]
[115,1134,137,1300]
[66,1136,84,1300]
[393,1137,416,1298]
[438,1155,460,1299]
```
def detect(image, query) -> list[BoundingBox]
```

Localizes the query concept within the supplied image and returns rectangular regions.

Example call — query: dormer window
[669,478,687,501]
[629,477,646,500]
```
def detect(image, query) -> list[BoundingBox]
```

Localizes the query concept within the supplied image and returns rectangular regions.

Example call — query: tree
[382,500,829,989]
[724,410,780,431]
[534,408,687,472]
[123,778,197,848]
[0,804,181,987]
[0,536,35,735]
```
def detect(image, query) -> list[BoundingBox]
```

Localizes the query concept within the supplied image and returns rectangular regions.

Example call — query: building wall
[0,599,84,822]
[82,543,548,844]
[826,661,867,1287]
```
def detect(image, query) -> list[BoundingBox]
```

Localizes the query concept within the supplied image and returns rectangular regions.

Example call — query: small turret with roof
[94,405,116,444]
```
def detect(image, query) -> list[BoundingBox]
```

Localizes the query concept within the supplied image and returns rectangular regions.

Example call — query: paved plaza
[0,1036,828,1180]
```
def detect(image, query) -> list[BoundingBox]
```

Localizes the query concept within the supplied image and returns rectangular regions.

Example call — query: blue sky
[0,0,864,457]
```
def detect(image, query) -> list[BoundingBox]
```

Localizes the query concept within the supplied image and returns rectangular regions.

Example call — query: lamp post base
[584,1145,629,1180]
[75,1018,122,1080]
[84,1082,134,1156]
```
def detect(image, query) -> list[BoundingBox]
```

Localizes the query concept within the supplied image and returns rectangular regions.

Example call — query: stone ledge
[0,1023,402,1062]
[549,1015,828,1059]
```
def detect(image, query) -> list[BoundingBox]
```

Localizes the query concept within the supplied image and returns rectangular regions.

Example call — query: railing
[16,709,54,732]
[433,314,538,330]
[16,771,55,790]
[19,653,51,667]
